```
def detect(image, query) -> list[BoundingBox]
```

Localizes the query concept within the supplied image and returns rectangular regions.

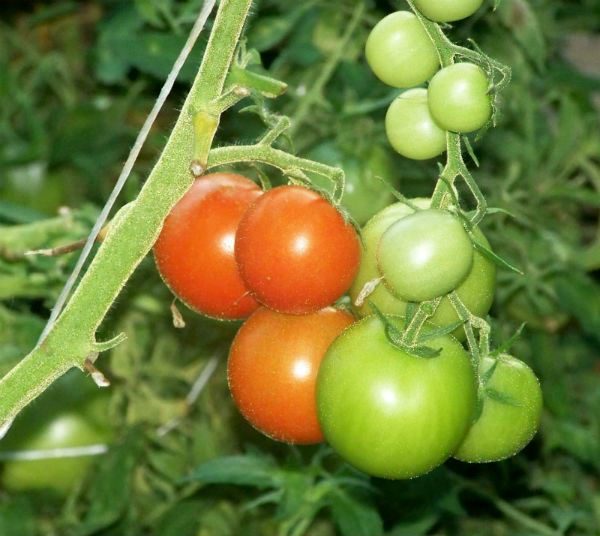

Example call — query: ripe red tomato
[235,186,361,314]
[153,173,262,320]
[227,307,354,444]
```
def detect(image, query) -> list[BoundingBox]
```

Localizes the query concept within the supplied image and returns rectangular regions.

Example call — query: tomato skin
[154,173,261,320]
[307,141,396,225]
[235,186,361,315]
[455,355,543,463]
[428,63,492,133]
[228,307,354,444]
[349,199,495,341]
[377,208,474,302]
[365,11,440,88]
[413,0,484,22]
[385,89,447,161]
[317,315,476,479]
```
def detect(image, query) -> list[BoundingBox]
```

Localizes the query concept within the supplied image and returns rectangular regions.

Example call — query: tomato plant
[454,355,543,463]
[0,373,112,495]
[235,185,361,315]
[428,63,492,133]
[307,141,396,225]
[317,315,476,479]
[413,0,484,23]
[349,199,496,340]
[377,208,474,302]
[365,11,439,88]
[154,172,261,320]
[385,88,447,161]
[228,306,354,444]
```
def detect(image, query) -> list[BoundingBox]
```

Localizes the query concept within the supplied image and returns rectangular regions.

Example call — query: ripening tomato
[154,173,262,320]
[349,199,496,341]
[454,355,543,463]
[377,208,474,302]
[317,315,476,479]
[235,185,361,315]
[228,307,354,444]
[365,11,440,88]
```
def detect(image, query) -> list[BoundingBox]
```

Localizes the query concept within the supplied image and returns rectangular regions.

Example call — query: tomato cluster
[366,7,492,160]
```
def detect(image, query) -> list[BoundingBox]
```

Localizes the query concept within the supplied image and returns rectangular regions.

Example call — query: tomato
[317,315,476,479]
[455,355,543,462]
[0,373,112,495]
[413,0,484,23]
[428,63,492,133]
[377,208,474,302]
[154,173,261,320]
[306,141,396,225]
[228,307,354,444]
[235,185,361,315]
[365,11,440,88]
[385,88,447,161]
[349,199,495,341]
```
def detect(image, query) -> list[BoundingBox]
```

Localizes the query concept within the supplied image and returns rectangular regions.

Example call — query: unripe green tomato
[428,63,492,133]
[307,141,396,225]
[385,89,447,161]
[0,374,112,495]
[413,0,484,22]
[377,208,474,302]
[455,355,543,463]
[317,315,476,479]
[365,11,440,88]
[348,199,496,341]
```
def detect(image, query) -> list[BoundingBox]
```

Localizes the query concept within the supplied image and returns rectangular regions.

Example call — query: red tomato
[235,186,361,314]
[227,307,354,444]
[153,173,262,320]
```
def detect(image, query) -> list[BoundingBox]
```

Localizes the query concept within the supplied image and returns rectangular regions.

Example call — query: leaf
[417,321,465,343]
[472,240,524,275]
[327,489,383,536]
[485,387,522,407]
[462,136,480,167]
[0,497,35,536]
[185,454,279,489]
[409,345,443,359]
[490,323,526,357]
[555,273,600,344]
[480,358,500,386]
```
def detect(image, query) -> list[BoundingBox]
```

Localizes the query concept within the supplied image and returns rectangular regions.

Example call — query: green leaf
[555,273,600,344]
[490,323,526,357]
[409,345,443,359]
[185,454,279,489]
[0,497,35,536]
[417,321,465,343]
[480,358,500,386]
[327,489,383,536]
[472,240,524,275]
[485,387,522,407]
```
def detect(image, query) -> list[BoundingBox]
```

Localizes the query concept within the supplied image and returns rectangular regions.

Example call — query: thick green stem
[0,0,253,427]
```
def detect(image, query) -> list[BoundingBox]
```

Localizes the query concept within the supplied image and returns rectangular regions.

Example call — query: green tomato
[377,208,474,302]
[307,141,396,225]
[349,199,496,341]
[0,373,112,495]
[455,355,543,463]
[317,315,476,479]
[365,11,439,88]
[428,63,492,133]
[413,0,484,22]
[385,89,447,161]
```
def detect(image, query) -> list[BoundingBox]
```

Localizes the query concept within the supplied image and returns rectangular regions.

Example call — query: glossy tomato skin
[366,11,439,88]
[307,141,396,225]
[235,186,361,315]
[377,208,474,302]
[385,88,447,161]
[228,307,354,444]
[154,173,261,320]
[455,355,543,463]
[349,199,495,341]
[428,63,492,133]
[413,0,484,22]
[317,315,476,479]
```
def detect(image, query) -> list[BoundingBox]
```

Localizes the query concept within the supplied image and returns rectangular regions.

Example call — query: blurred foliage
[0,0,599,534]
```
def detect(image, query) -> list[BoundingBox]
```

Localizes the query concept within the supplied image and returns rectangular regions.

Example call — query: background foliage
[1,0,599,534]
